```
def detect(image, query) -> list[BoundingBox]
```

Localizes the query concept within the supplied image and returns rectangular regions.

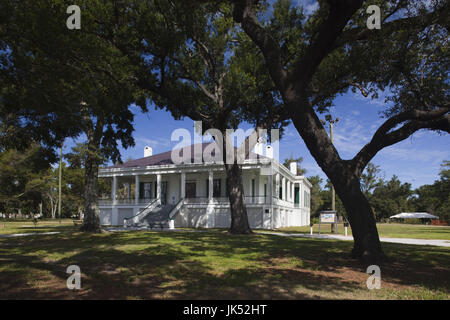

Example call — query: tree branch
[352,109,450,175]
[333,3,449,50]
[290,0,364,91]
[233,0,288,91]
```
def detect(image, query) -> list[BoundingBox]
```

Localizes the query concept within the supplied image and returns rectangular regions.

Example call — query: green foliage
[0,144,52,213]
[370,175,414,221]
[306,175,323,217]
[0,143,107,218]
[282,154,306,175]
[412,161,450,222]
[360,163,383,195]
[0,0,147,163]
[307,160,449,223]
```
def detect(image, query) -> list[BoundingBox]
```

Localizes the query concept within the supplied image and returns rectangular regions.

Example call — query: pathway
[258,231,450,247]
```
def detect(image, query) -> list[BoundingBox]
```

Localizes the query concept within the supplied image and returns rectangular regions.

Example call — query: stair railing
[167,198,185,228]
[123,198,159,227]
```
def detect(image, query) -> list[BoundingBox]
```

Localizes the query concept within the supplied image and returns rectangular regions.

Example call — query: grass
[278,223,450,240]
[0,219,76,235]
[0,222,449,299]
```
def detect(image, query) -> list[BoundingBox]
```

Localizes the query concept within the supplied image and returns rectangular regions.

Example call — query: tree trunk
[288,99,384,262]
[80,113,103,233]
[334,178,383,263]
[80,151,101,232]
[81,158,101,232]
[225,162,252,234]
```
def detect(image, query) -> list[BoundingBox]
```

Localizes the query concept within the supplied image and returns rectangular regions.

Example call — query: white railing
[98,199,113,206]
[98,198,156,206]
[168,199,185,221]
[182,196,272,205]
[123,198,159,227]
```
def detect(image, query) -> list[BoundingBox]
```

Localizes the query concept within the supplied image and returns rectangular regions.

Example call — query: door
[185,181,196,198]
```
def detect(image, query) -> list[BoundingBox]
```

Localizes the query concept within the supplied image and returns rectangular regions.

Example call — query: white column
[291,182,294,203]
[289,181,292,203]
[135,175,139,205]
[156,174,161,204]
[275,173,280,199]
[293,182,297,205]
[208,170,213,199]
[299,183,302,207]
[255,175,260,203]
[181,172,186,199]
[282,177,286,201]
[206,170,215,228]
[287,181,291,202]
[268,174,273,204]
[286,180,290,202]
[112,175,117,205]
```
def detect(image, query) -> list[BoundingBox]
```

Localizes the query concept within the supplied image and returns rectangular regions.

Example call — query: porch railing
[98,197,156,206]
[123,198,159,227]
[182,196,272,205]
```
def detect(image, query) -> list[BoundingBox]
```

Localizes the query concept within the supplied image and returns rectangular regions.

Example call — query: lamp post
[58,142,63,223]
[321,115,339,233]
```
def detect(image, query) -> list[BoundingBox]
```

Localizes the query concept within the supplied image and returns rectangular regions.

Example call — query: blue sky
[64,89,449,189]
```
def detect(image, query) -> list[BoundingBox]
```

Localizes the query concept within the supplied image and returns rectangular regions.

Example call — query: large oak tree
[127,1,288,233]
[0,0,146,232]
[228,0,449,261]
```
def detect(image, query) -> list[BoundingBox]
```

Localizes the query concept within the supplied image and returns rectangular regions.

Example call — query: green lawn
[0,223,449,299]
[0,219,77,235]
[278,223,450,240]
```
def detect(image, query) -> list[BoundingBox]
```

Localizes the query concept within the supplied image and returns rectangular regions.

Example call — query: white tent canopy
[389,212,439,219]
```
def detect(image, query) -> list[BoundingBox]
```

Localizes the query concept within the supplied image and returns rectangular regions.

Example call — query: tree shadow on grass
[0,230,448,299]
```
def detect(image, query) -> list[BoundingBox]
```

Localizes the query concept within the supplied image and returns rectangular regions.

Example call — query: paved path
[258,231,450,247]
[0,231,60,238]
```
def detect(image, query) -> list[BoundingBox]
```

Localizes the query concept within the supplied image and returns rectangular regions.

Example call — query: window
[141,182,152,199]
[206,179,221,197]
[185,181,196,198]
[213,179,221,197]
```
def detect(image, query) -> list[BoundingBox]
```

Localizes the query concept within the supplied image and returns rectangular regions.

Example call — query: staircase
[124,199,184,229]
[138,204,175,228]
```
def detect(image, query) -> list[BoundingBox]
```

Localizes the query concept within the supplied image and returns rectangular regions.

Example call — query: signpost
[319,210,338,234]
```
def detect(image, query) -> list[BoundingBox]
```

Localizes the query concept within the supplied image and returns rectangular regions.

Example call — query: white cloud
[135,137,170,148]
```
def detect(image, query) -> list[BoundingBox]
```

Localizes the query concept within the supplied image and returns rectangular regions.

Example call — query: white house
[97,143,311,229]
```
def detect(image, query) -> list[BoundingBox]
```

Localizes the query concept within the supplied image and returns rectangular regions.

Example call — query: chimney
[254,141,263,156]
[144,146,153,157]
[290,162,297,175]
[266,145,273,159]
